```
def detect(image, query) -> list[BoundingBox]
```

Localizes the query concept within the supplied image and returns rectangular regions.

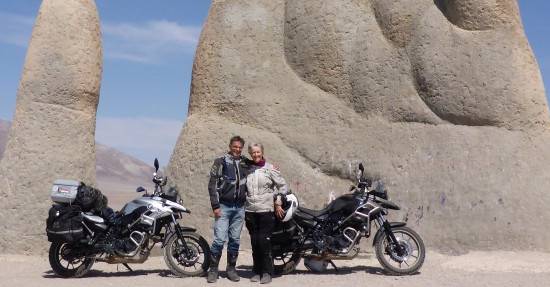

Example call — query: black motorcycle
[46,159,210,277]
[271,163,425,275]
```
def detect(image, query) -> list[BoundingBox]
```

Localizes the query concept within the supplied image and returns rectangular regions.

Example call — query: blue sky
[0,0,211,164]
[0,0,549,164]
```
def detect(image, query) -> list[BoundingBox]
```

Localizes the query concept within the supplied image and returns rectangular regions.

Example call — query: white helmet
[280,193,299,222]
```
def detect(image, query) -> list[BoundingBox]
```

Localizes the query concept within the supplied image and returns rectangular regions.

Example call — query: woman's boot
[207,252,221,283]
[260,273,272,284]
[260,252,274,284]
[226,251,240,282]
[250,249,262,281]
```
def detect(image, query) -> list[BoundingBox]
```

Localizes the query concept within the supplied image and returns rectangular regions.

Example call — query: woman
[245,143,287,284]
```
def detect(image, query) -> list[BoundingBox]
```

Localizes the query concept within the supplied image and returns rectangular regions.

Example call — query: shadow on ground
[236,264,417,278]
[42,263,420,279]
[42,268,169,279]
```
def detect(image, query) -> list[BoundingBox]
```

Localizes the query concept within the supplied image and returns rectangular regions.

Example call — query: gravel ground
[1,250,549,287]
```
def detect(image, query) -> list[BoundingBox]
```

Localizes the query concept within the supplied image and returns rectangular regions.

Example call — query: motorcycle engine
[312,216,351,254]
[313,226,359,254]
[312,222,334,253]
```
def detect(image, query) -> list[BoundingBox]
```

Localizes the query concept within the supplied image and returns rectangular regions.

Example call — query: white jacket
[245,162,288,213]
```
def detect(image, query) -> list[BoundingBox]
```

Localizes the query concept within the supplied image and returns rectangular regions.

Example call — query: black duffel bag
[75,184,108,212]
[46,204,84,243]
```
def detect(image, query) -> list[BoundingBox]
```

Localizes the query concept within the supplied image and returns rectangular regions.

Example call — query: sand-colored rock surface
[0,0,102,253]
[0,120,9,156]
[169,0,550,252]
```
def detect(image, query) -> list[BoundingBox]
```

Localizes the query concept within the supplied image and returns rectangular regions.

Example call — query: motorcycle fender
[179,226,197,233]
[388,222,406,228]
[161,226,197,248]
[372,222,407,246]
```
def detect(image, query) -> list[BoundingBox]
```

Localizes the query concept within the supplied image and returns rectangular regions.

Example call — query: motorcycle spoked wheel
[163,232,210,277]
[274,251,301,275]
[374,226,425,275]
[48,242,95,278]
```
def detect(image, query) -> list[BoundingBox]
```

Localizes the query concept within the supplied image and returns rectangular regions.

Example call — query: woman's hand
[275,204,285,219]
[213,208,222,219]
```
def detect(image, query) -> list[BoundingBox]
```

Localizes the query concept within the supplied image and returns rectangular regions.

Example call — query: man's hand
[213,208,222,219]
[275,205,285,219]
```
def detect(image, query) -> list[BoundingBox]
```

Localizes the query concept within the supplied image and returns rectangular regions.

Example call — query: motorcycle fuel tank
[121,197,163,215]
[327,194,362,215]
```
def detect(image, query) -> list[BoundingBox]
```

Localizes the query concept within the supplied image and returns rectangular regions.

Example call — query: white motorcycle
[46,159,210,277]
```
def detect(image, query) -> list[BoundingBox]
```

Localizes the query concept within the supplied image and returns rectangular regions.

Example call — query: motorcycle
[46,158,210,278]
[271,163,425,275]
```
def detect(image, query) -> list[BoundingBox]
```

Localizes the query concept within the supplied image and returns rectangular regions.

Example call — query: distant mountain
[0,119,154,208]
[96,143,154,187]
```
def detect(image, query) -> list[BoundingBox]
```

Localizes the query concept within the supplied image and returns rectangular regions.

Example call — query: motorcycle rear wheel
[374,226,425,275]
[274,251,301,275]
[163,232,210,277]
[48,242,95,278]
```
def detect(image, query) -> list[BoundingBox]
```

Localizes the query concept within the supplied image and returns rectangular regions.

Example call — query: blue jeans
[210,203,245,256]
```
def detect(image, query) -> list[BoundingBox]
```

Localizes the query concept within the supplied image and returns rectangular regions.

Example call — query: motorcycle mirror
[136,186,146,193]
[154,158,159,172]
[356,163,365,181]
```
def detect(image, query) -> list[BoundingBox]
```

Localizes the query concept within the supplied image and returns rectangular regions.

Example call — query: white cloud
[96,116,184,165]
[0,11,201,64]
[102,20,201,63]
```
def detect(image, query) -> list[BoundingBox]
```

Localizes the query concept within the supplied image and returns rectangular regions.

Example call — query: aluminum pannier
[51,179,81,204]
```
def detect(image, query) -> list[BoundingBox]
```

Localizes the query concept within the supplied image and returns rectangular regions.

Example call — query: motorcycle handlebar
[152,175,168,186]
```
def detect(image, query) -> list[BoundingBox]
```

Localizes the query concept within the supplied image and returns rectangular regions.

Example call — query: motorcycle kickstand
[328,260,339,273]
[122,263,134,272]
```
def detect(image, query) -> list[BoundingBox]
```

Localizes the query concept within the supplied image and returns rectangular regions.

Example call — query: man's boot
[207,252,221,283]
[226,251,240,282]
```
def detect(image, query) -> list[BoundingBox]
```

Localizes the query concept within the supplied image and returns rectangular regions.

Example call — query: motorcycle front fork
[163,215,193,256]
[375,216,405,255]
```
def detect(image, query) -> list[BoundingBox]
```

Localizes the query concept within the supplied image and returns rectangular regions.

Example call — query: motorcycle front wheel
[48,242,95,278]
[374,226,425,275]
[164,232,210,277]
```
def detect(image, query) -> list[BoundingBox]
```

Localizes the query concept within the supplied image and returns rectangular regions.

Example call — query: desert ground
[1,249,549,287]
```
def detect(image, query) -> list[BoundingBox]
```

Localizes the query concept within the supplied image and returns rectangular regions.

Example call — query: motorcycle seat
[296,206,330,220]
[82,213,105,224]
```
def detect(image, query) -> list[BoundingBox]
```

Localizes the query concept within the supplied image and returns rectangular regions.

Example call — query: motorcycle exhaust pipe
[303,247,360,261]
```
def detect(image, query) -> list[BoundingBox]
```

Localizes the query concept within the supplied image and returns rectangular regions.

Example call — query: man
[207,136,250,283]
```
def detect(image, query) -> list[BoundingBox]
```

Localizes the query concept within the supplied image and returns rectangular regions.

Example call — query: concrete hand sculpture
[285,0,548,128]
[0,0,102,253]
[169,0,550,252]
[1,0,549,254]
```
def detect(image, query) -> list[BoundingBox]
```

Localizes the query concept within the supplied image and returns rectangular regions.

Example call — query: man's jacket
[208,154,250,210]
